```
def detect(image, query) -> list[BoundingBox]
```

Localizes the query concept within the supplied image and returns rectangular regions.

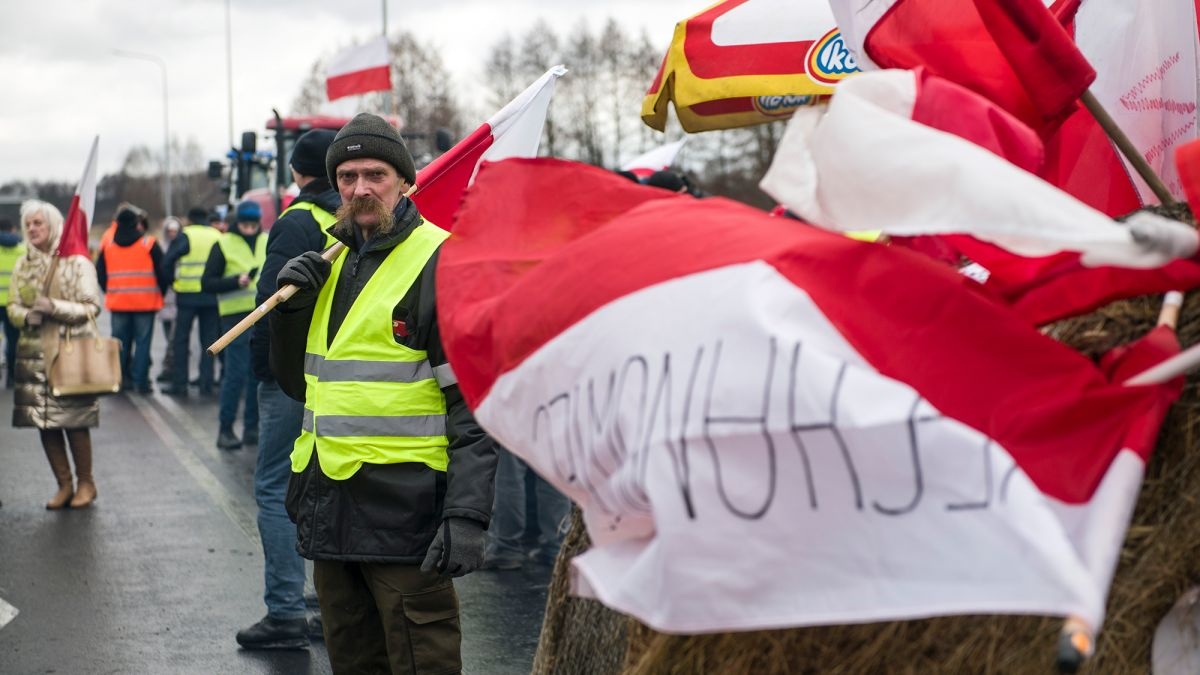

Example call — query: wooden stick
[1080,90,1176,206]
[206,241,346,355]
[1158,291,1184,329]
[1123,292,1190,386]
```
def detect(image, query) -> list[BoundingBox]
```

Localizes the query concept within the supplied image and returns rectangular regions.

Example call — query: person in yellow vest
[201,200,265,450]
[0,217,26,388]
[237,128,338,651]
[161,206,222,397]
[96,207,168,393]
[269,113,497,673]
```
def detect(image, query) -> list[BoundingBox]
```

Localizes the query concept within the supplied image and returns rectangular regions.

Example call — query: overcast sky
[0,0,703,186]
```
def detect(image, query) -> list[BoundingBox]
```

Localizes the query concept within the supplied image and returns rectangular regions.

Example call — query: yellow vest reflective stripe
[278,201,338,248]
[0,242,26,305]
[292,220,450,480]
[173,225,221,294]
[215,232,267,316]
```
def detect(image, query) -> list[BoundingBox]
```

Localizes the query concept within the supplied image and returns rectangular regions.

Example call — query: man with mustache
[269,113,497,674]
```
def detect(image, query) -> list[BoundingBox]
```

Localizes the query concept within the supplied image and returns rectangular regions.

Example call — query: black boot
[235,615,308,650]
[216,426,241,450]
[242,426,258,446]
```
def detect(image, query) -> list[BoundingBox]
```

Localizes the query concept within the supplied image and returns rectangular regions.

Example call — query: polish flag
[619,139,687,180]
[58,136,98,259]
[411,65,566,229]
[325,36,392,102]
[760,67,1200,325]
[759,69,1197,268]
[828,0,1146,214]
[438,157,1182,634]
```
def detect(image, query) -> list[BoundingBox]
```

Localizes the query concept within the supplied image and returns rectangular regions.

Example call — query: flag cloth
[59,136,98,259]
[829,0,1146,214]
[1074,0,1200,203]
[620,139,687,180]
[642,0,856,132]
[438,158,1182,634]
[410,65,566,229]
[325,36,392,101]
[758,69,1198,268]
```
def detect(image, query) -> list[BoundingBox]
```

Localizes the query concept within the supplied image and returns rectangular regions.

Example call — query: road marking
[0,596,18,630]
[131,394,261,546]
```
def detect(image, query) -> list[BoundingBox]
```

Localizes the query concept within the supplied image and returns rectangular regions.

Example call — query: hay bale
[540,206,1200,674]
[532,506,632,675]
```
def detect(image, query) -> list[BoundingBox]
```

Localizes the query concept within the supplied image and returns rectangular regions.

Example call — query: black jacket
[95,224,170,295]
[270,197,497,563]
[251,179,340,382]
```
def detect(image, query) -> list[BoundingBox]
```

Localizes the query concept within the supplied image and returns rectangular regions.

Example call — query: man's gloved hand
[276,251,331,309]
[420,517,487,577]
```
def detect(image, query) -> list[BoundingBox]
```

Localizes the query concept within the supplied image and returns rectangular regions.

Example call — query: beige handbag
[41,257,122,396]
[48,317,122,396]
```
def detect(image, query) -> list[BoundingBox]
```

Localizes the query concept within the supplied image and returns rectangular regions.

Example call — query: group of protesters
[0,114,605,673]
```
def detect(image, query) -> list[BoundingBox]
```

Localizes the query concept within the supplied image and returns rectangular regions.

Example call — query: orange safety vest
[102,236,164,312]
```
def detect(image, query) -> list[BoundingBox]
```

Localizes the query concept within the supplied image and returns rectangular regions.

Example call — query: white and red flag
[620,139,687,180]
[439,158,1182,634]
[411,65,566,228]
[59,136,98,259]
[325,36,392,102]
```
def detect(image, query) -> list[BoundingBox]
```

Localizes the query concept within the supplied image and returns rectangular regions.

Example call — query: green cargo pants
[314,561,461,675]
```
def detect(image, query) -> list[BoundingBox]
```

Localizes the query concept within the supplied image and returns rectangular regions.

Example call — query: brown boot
[67,429,96,509]
[41,429,73,510]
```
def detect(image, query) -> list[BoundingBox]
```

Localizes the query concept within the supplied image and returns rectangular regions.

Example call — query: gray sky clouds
[0,0,700,185]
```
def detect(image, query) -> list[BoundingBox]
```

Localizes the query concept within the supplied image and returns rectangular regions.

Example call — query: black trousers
[313,561,461,675]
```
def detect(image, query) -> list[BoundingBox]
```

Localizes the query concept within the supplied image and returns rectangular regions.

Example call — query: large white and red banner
[411,65,566,228]
[59,135,98,259]
[325,36,392,101]
[439,158,1181,634]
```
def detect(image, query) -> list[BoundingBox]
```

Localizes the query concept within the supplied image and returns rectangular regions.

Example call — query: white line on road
[131,394,262,547]
[0,595,18,630]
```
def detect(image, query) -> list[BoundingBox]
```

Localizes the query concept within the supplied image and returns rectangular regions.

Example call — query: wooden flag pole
[206,240,346,356]
[1080,90,1176,206]
[206,184,417,356]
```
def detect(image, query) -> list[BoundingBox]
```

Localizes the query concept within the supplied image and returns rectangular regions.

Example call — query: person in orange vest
[96,207,169,393]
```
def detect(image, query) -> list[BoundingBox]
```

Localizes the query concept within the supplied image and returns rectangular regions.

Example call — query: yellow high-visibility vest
[215,232,267,316]
[0,242,26,305]
[173,225,221,294]
[292,220,450,480]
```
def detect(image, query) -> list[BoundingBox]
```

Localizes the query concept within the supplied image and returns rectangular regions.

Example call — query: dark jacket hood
[0,231,21,248]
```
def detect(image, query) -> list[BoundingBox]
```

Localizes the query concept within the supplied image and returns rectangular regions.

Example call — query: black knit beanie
[291,129,337,179]
[326,113,416,186]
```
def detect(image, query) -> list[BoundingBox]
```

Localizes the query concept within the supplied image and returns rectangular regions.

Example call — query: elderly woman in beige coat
[7,199,103,509]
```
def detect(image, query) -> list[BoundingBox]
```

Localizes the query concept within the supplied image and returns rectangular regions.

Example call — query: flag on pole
[828,0,1145,215]
[759,69,1197,268]
[325,36,392,102]
[620,139,687,180]
[411,65,566,229]
[438,157,1183,634]
[1072,0,1200,203]
[59,136,98,259]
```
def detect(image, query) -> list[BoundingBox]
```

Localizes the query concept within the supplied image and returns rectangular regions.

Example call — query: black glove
[420,517,487,577]
[276,251,331,309]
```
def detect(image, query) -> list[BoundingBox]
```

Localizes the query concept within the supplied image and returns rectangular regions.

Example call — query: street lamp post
[113,49,172,218]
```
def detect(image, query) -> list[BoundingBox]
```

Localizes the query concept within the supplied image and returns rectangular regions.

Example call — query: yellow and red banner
[642,0,859,132]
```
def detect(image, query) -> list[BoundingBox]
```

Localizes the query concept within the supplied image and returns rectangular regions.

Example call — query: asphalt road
[0,319,550,674]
